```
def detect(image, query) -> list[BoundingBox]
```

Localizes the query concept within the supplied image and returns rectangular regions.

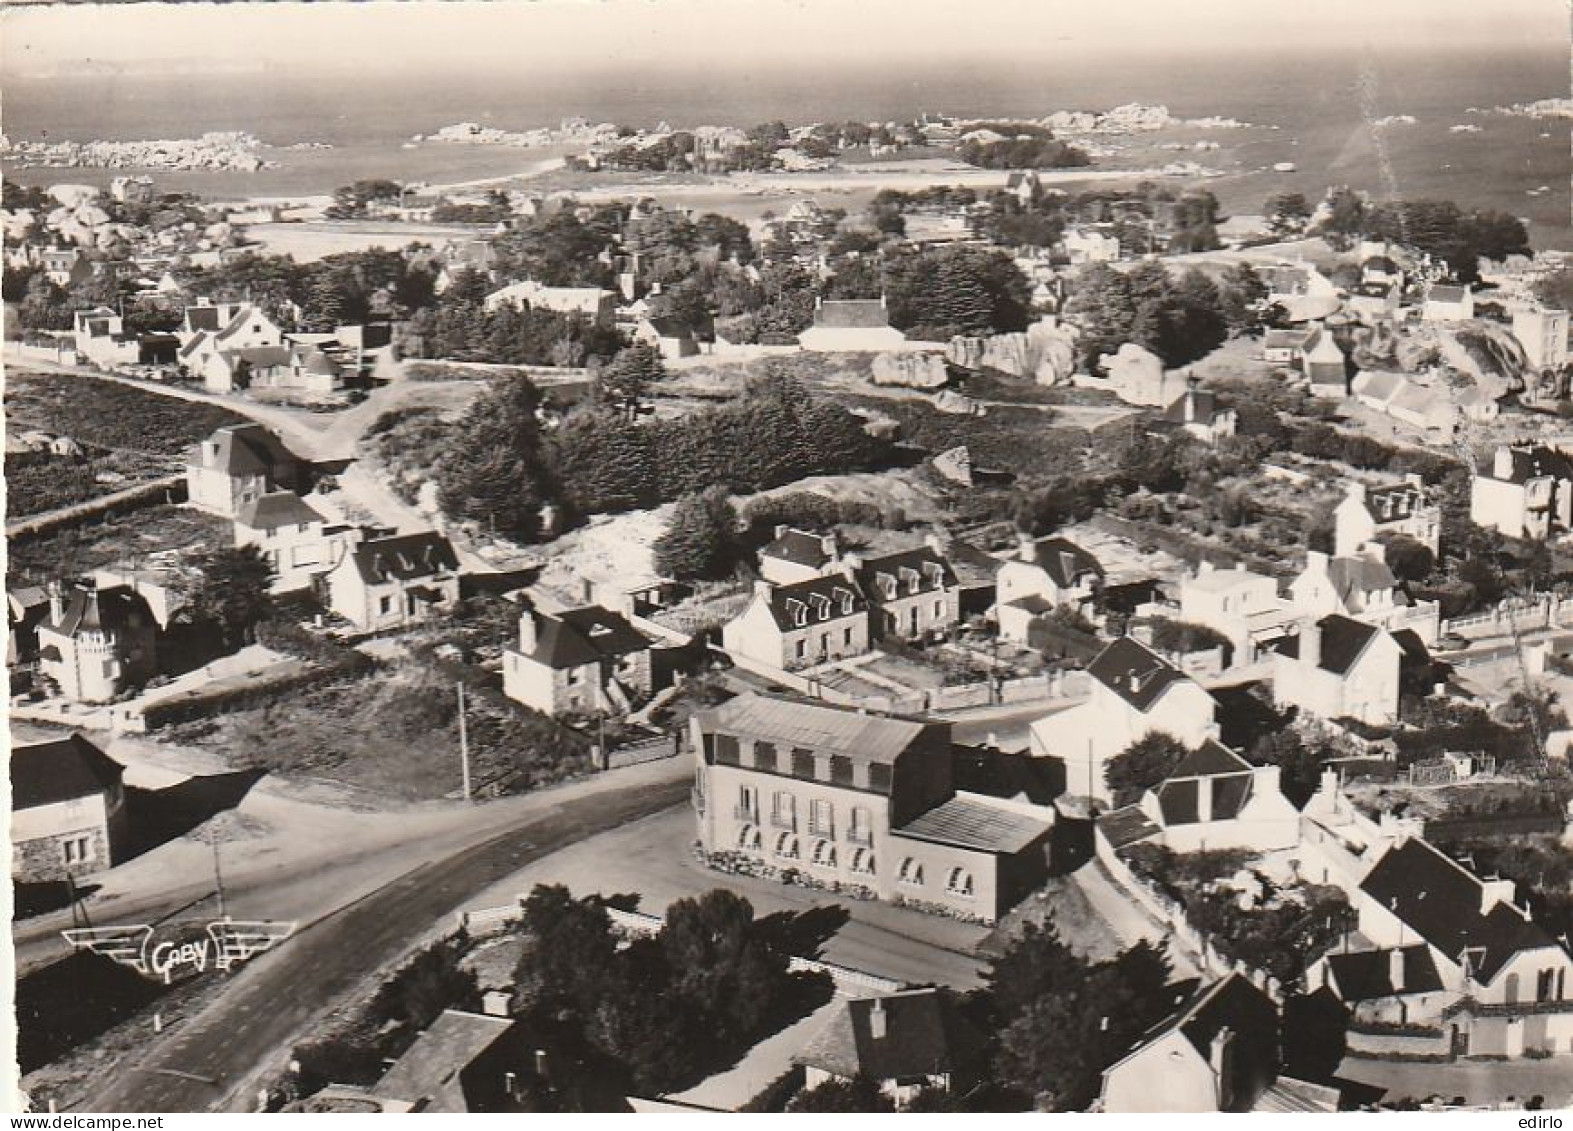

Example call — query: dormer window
[787,598,807,627]
[810,594,831,621]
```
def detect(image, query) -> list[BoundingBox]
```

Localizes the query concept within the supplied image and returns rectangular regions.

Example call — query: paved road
[79,774,692,1113]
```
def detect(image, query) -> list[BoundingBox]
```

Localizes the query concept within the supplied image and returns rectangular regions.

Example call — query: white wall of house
[1102,1032,1218,1113]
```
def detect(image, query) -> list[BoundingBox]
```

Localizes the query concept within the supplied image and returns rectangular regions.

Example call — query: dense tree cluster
[1103,732,1190,807]
[1064,261,1234,368]
[883,245,1033,340]
[959,134,1091,171]
[325,179,404,219]
[1313,188,1530,280]
[652,488,741,581]
[510,885,813,1099]
[978,923,1174,1110]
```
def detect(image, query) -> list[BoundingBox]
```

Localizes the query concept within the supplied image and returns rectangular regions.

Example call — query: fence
[1442,596,1573,638]
[605,732,678,770]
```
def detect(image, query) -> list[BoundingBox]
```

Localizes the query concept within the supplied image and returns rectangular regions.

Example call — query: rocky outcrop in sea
[3,131,277,172]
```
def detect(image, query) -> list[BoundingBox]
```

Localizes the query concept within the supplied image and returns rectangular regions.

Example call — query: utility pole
[458,681,472,800]
[211,833,227,920]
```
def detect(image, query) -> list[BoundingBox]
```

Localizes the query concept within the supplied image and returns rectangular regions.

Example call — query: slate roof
[1364,482,1425,521]
[813,299,892,329]
[1362,255,1400,274]
[1487,445,1573,485]
[1170,740,1252,778]
[184,304,226,333]
[12,734,124,811]
[372,1009,515,1113]
[222,345,292,369]
[1325,945,1445,1001]
[951,746,1064,806]
[1428,285,1468,304]
[761,528,835,569]
[347,532,460,586]
[761,574,867,630]
[41,584,155,640]
[1263,328,1315,351]
[1098,804,1162,850]
[1163,388,1225,424]
[893,794,1051,854]
[1359,837,1562,983]
[1107,974,1279,1106]
[1156,778,1200,824]
[193,423,299,479]
[794,989,978,1084]
[1087,637,1197,713]
[1327,556,1400,604]
[524,605,651,669]
[700,692,929,768]
[235,491,325,531]
[1277,614,1381,676]
[855,547,956,603]
[1021,536,1104,588]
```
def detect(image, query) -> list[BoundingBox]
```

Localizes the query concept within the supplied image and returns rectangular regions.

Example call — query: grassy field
[7,505,231,584]
[5,371,248,518]
[162,655,594,802]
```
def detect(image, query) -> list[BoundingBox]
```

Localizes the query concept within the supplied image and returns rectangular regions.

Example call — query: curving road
[79,773,692,1113]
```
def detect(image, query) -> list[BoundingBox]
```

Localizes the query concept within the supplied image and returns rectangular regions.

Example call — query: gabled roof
[1019,536,1103,588]
[348,532,460,586]
[1326,556,1399,603]
[855,547,957,601]
[212,304,272,346]
[813,299,891,329]
[1087,637,1198,713]
[1106,974,1279,1104]
[1359,837,1561,984]
[1277,614,1382,676]
[194,423,299,479]
[524,605,651,669]
[12,734,124,811]
[761,528,835,569]
[183,303,227,333]
[698,692,929,771]
[1263,328,1315,350]
[1325,945,1444,1001]
[1362,255,1400,273]
[761,573,867,631]
[1487,445,1573,485]
[1163,388,1224,424]
[1428,284,1469,304]
[794,989,978,1084]
[1169,740,1252,779]
[235,491,325,531]
[371,1009,515,1112]
[40,584,155,640]
[221,345,292,369]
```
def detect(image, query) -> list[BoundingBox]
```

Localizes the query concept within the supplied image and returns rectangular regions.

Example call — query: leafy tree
[660,890,789,1041]
[1264,191,1311,236]
[1376,534,1435,583]
[436,376,556,541]
[1104,732,1189,807]
[373,934,477,1032]
[1219,262,1269,335]
[981,920,1084,1024]
[512,884,619,1022]
[18,273,72,332]
[187,545,273,648]
[326,179,403,219]
[788,1077,896,1113]
[1317,186,1367,250]
[653,488,739,581]
[883,244,1032,339]
[597,342,666,416]
[1249,729,1327,806]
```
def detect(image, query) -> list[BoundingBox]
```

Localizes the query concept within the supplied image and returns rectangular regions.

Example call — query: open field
[6,504,230,584]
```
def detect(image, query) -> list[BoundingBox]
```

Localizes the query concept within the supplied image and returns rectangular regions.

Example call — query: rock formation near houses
[871,351,948,389]
[945,318,1078,385]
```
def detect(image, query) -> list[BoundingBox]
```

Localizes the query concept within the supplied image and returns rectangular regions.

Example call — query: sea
[5,45,1569,247]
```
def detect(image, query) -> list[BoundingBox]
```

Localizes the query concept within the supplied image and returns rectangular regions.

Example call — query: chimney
[924,531,947,556]
[1301,620,1322,669]
[1480,877,1516,916]
[518,609,538,653]
[1494,446,1515,480]
[1388,948,1406,994]
[1305,549,1329,574]
[820,533,838,559]
[47,580,64,625]
[754,578,774,597]
[869,999,888,1040]
[1017,532,1038,563]
[482,989,511,1017]
[774,524,789,540]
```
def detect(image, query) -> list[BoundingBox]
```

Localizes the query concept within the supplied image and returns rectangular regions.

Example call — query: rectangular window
[843,626,853,646]
[795,639,806,660]
[735,785,757,822]
[849,806,872,844]
[378,595,393,614]
[792,748,816,780]
[772,791,796,829]
[830,755,854,787]
[714,733,741,766]
[810,799,834,837]
[61,836,91,865]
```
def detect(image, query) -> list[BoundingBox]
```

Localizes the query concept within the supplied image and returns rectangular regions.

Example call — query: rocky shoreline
[2,131,279,172]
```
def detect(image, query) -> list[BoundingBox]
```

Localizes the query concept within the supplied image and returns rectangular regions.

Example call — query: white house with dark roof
[1178,562,1295,664]
[502,604,656,717]
[1340,835,1573,1057]
[758,526,840,585]
[1302,330,1349,397]
[1096,740,1300,857]
[185,422,303,518]
[1265,263,1340,323]
[1290,546,1440,644]
[1030,637,1220,806]
[11,734,128,883]
[722,574,870,672]
[1423,283,1474,322]
[482,279,616,327]
[1100,974,1282,1113]
[1346,280,1402,324]
[1471,444,1573,539]
[797,297,909,352]
[995,535,1104,643]
[323,531,461,631]
[1262,326,1318,365]
[370,1009,525,1112]
[1271,614,1402,727]
[36,582,159,704]
[1159,387,1236,445]
[691,692,1053,922]
[850,542,959,642]
[794,988,981,1108]
[1334,475,1439,557]
[233,491,361,594]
